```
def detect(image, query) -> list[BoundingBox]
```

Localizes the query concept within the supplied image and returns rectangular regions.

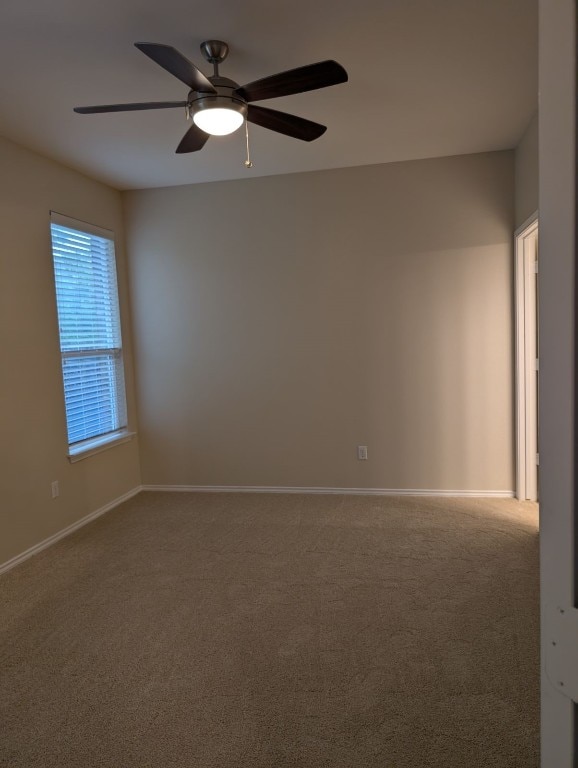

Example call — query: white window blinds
[50,213,127,447]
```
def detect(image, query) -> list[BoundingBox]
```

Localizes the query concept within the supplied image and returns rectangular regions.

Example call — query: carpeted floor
[0,492,539,767]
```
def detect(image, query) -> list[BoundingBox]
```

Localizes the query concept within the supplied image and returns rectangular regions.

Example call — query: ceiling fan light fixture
[192,96,247,136]
[74,40,348,154]
[193,106,244,136]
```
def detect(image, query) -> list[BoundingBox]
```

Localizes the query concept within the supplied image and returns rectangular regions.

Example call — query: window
[50,213,128,457]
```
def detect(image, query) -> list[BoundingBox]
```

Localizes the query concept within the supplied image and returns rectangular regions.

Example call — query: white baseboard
[142,484,515,498]
[0,486,142,576]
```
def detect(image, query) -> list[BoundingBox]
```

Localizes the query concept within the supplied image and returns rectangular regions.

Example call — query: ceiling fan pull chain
[244,120,253,169]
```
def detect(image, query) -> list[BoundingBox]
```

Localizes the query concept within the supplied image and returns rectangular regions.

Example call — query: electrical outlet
[357,445,368,460]
[51,480,59,499]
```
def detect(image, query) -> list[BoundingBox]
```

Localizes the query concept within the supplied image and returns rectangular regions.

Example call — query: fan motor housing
[187,77,247,120]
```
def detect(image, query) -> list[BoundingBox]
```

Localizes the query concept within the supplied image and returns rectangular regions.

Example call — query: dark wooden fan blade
[247,105,326,142]
[74,101,187,114]
[135,43,216,93]
[176,123,210,153]
[235,60,347,103]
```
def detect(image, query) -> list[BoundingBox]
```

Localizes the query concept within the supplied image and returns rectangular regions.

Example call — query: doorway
[515,214,539,501]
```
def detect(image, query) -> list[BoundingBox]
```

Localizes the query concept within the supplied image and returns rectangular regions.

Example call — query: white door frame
[539,0,576,764]
[515,212,539,501]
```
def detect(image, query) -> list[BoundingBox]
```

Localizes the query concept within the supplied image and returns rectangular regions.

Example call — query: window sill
[67,430,136,463]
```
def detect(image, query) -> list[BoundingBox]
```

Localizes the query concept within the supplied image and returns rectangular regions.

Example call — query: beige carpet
[0,492,539,767]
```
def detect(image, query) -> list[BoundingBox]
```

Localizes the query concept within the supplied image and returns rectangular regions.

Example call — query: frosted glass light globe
[193,108,244,136]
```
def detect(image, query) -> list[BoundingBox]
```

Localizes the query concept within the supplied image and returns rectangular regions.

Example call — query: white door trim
[515,212,539,501]
[538,1,576,763]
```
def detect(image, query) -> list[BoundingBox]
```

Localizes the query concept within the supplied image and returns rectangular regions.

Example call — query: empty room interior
[2,0,572,766]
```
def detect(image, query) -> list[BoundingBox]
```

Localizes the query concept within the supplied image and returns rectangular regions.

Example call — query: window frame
[49,212,133,461]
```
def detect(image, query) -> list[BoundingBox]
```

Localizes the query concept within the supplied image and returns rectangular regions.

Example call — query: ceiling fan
[74,40,348,154]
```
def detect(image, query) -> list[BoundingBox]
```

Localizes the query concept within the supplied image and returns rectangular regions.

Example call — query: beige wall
[0,136,141,566]
[515,110,539,228]
[125,151,515,492]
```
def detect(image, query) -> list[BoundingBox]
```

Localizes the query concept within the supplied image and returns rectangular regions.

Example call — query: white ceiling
[0,0,537,190]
